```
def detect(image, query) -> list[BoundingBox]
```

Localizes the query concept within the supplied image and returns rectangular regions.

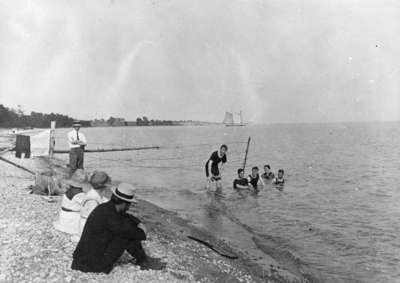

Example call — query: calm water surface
[54,122,400,282]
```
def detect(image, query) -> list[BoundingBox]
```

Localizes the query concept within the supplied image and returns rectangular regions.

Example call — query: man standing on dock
[68,120,87,174]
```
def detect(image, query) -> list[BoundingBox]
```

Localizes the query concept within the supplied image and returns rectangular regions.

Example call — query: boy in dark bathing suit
[261,164,275,180]
[233,168,249,189]
[248,166,265,191]
[205,144,228,190]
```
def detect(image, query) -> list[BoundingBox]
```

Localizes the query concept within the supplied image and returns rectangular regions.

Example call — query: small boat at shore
[222,110,246,127]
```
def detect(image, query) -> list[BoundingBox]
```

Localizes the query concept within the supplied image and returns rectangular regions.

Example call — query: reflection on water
[53,122,400,282]
[202,193,224,235]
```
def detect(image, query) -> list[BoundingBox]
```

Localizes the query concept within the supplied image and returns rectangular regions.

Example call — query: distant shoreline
[0,122,223,129]
[91,121,223,127]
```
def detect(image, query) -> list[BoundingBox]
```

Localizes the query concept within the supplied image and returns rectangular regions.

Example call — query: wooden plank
[0,148,12,156]
[242,136,251,171]
[187,235,238,259]
[0,156,35,175]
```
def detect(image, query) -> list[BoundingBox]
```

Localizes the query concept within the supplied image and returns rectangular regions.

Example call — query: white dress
[53,192,85,235]
[70,189,108,242]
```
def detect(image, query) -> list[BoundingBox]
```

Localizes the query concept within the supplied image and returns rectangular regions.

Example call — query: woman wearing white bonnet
[53,169,91,235]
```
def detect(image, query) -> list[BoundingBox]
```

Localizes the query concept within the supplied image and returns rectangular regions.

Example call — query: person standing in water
[68,120,87,174]
[205,144,228,190]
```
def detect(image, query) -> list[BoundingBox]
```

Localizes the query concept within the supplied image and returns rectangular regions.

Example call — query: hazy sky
[0,0,399,123]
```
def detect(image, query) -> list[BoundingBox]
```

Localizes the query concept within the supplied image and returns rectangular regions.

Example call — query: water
[53,122,400,282]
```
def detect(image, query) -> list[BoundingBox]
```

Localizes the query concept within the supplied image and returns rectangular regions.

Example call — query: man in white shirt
[68,121,87,174]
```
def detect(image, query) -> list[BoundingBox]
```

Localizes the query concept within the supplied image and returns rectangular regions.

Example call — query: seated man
[233,168,250,189]
[71,183,165,273]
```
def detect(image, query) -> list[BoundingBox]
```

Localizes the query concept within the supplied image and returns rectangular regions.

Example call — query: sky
[0,0,399,123]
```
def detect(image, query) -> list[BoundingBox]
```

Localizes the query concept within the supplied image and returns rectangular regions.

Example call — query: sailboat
[223,110,246,127]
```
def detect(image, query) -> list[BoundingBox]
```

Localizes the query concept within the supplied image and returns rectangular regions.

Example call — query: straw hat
[66,169,91,191]
[111,183,138,203]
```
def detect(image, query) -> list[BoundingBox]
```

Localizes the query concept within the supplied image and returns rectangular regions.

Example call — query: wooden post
[242,136,251,172]
[49,121,56,158]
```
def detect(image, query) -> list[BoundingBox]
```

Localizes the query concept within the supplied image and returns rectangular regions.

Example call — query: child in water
[233,168,250,189]
[261,164,275,180]
[248,166,265,190]
[272,169,285,185]
[205,144,228,190]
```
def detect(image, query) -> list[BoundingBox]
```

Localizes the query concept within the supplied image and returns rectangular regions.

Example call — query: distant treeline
[0,104,83,128]
[94,116,182,127]
[135,116,176,126]
[0,104,200,129]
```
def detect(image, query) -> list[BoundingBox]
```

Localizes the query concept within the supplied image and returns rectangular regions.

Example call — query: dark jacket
[71,201,146,273]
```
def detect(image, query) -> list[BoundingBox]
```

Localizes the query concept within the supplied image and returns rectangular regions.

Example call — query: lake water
[53,122,400,282]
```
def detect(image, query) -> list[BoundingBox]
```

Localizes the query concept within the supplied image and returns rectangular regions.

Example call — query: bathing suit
[261,172,275,180]
[248,174,260,188]
[273,177,285,185]
[233,178,249,189]
[205,150,227,179]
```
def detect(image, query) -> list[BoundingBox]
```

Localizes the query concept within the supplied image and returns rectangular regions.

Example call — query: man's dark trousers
[98,239,146,273]
[69,147,84,172]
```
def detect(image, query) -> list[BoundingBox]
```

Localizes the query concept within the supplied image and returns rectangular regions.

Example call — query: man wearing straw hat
[71,183,166,273]
[68,120,87,174]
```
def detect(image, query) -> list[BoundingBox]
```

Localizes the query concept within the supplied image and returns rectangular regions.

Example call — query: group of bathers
[205,144,285,190]
[233,164,285,190]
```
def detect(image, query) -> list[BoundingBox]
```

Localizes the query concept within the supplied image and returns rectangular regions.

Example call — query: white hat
[66,169,91,192]
[111,183,138,203]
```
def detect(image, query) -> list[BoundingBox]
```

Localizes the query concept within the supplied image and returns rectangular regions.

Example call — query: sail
[222,112,234,124]
[235,110,243,124]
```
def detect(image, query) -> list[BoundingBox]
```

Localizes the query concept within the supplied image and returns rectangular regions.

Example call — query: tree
[142,116,149,126]
[0,104,78,128]
[107,116,116,126]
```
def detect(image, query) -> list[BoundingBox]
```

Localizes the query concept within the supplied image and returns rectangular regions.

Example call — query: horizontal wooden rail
[53,146,160,154]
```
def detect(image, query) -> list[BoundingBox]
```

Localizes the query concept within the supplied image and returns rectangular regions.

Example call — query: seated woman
[53,169,91,235]
[73,171,112,241]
